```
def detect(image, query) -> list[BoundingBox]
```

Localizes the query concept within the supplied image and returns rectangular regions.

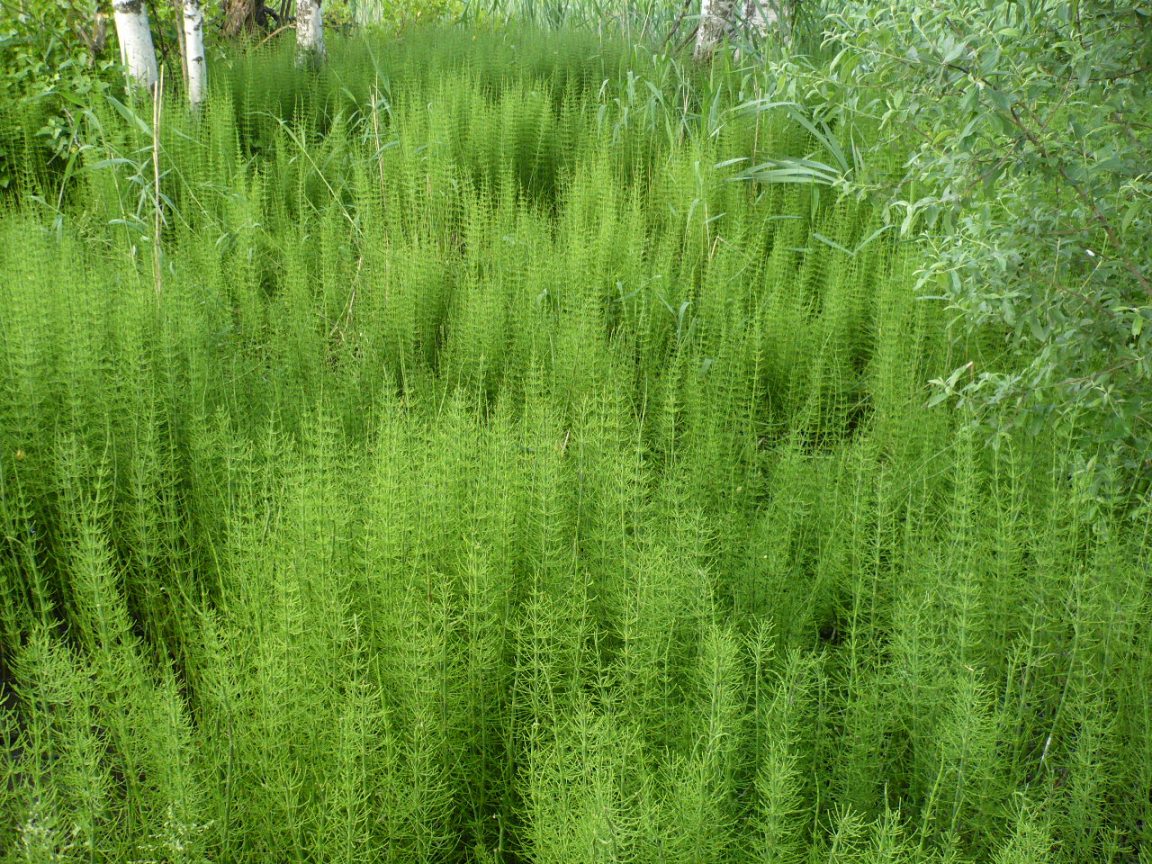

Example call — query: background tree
[182,0,205,105]
[745,0,780,36]
[111,0,158,87]
[694,0,787,61]
[222,0,291,36]
[694,0,738,61]
[296,0,326,64]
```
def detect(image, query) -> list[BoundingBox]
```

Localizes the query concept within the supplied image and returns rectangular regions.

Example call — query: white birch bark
[183,0,207,106]
[744,0,779,36]
[695,0,738,62]
[112,0,159,89]
[296,0,326,67]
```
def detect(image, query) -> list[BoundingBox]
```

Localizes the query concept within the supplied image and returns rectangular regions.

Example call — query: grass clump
[0,23,1149,864]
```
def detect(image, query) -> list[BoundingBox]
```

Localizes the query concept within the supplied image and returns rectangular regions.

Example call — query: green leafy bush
[790,0,1151,506]
[0,0,117,192]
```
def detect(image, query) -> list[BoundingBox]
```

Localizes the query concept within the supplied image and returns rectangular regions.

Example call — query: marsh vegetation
[0,18,1149,864]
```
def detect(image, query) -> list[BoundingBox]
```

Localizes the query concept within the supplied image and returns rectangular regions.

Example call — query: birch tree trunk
[296,0,326,67]
[694,0,738,62]
[744,0,779,36]
[183,0,206,106]
[112,0,159,89]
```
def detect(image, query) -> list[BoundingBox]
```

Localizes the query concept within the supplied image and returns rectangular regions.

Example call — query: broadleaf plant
[793,0,1152,507]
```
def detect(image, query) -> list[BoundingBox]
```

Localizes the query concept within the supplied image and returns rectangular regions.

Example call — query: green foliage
[797,0,1152,505]
[0,0,117,192]
[0,22,1150,864]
